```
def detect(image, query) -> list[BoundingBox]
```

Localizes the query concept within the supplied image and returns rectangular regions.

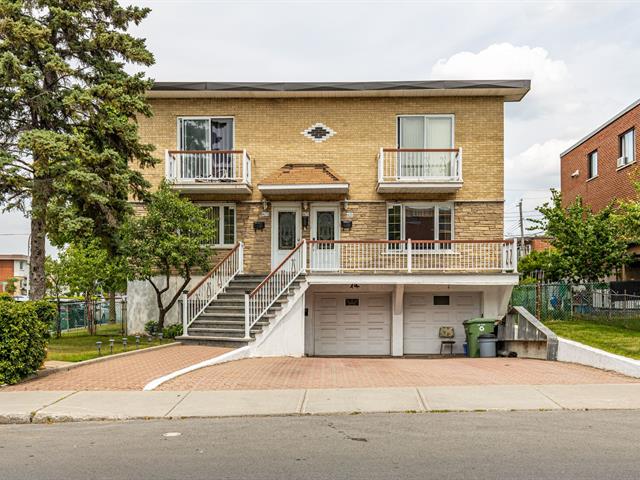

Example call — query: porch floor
[157,356,638,391]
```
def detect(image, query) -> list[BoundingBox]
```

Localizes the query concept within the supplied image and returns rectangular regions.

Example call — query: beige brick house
[128,80,530,357]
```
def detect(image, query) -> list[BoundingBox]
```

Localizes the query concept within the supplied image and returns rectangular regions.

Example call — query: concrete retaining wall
[127,276,203,333]
[557,337,640,378]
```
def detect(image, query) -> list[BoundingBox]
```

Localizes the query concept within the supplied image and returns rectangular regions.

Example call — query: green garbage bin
[462,318,497,358]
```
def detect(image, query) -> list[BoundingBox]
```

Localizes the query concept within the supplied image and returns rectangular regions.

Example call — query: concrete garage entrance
[313,293,391,355]
[404,292,482,354]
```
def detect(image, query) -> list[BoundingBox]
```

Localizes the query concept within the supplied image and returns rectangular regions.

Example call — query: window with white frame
[397,115,455,177]
[387,203,453,250]
[587,150,598,179]
[177,117,235,179]
[199,204,236,247]
[620,128,635,166]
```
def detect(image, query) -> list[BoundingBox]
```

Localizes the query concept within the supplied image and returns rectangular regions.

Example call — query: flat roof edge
[561,97,640,157]
[148,79,530,101]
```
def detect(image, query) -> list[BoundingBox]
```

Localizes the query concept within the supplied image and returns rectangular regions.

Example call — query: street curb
[5,342,180,386]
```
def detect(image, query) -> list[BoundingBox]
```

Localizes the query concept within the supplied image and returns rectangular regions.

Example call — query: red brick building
[561,98,639,211]
[561,98,639,279]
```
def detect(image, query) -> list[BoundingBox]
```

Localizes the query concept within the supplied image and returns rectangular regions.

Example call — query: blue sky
[2,0,639,253]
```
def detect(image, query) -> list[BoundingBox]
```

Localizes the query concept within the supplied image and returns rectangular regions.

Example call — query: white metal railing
[182,242,244,336]
[378,148,462,183]
[244,240,306,339]
[307,239,518,273]
[165,149,251,185]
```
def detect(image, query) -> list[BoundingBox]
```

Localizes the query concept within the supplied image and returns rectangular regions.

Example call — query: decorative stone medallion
[302,123,336,143]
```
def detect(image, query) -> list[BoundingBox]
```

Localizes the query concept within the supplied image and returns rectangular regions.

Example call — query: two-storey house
[128,79,530,357]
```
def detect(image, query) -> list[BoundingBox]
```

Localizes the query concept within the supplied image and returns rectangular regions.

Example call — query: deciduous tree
[531,190,628,282]
[121,183,215,331]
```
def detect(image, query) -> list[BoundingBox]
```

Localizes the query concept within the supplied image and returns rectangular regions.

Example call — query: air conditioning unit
[617,156,628,168]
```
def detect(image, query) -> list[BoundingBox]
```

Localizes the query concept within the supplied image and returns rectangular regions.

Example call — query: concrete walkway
[2,383,640,423]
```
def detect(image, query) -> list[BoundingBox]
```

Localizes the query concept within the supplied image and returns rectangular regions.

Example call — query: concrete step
[188,328,260,338]
[176,335,251,348]
[191,319,269,328]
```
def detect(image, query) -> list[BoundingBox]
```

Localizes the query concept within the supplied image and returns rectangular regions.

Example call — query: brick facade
[561,101,640,211]
[136,95,507,274]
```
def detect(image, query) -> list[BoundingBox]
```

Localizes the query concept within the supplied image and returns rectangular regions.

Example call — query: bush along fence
[50,298,127,335]
[511,282,640,328]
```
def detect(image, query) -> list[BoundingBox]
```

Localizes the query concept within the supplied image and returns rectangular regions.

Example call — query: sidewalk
[2,384,640,423]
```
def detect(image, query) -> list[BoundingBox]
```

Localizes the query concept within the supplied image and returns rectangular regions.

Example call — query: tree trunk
[109,291,116,324]
[158,308,166,333]
[29,176,49,300]
[29,213,47,300]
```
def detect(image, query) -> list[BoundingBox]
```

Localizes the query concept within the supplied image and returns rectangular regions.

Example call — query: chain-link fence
[511,282,640,330]
[51,298,127,334]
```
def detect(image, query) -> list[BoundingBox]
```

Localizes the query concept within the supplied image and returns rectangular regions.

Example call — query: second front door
[310,205,340,271]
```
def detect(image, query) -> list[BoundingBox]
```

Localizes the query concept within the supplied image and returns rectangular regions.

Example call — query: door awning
[258,163,349,195]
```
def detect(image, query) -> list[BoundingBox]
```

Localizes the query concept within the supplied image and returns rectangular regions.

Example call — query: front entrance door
[310,205,340,271]
[272,205,302,268]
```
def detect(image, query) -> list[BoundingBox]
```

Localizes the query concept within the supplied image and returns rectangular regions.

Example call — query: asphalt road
[1,411,639,479]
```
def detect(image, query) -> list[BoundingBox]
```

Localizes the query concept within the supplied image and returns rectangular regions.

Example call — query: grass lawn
[545,319,640,360]
[47,323,173,362]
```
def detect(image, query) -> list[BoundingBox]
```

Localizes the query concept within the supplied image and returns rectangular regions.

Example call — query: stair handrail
[182,242,244,336]
[244,239,306,339]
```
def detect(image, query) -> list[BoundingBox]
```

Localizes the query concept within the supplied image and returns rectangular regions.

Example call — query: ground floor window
[199,204,236,247]
[387,203,453,249]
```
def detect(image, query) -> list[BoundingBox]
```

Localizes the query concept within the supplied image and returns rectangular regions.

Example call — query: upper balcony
[165,149,252,194]
[377,148,463,193]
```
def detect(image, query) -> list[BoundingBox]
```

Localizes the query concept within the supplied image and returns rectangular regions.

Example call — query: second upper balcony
[164,117,251,194]
[377,147,463,193]
[377,114,462,193]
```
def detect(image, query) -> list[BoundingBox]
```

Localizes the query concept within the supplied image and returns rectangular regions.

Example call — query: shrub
[163,323,183,339]
[32,301,57,338]
[0,293,13,302]
[144,320,158,335]
[0,301,49,385]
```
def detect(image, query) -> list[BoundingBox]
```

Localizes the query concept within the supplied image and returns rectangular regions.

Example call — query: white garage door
[314,293,391,355]
[404,292,481,354]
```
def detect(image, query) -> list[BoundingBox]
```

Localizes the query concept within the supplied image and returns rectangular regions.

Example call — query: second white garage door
[404,292,482,354]
[314,293,391,355]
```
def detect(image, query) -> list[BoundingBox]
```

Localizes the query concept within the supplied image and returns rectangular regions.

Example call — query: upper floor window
[587,150,598,179]
[178,117,234,151]
[397,115,454,177]
[619,128,635,167]
[387,203,453,250]
[199,204,236,247]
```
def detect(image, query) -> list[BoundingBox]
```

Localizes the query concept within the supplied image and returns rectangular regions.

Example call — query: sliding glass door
[398,116,453,178]
[179,118,234,179]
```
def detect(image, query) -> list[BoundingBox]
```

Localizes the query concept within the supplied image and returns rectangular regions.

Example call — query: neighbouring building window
[588,150,598,179]
[397,115,455,177]
[387,203,453,249]
[620,128,635,166]
[199,204,236,247]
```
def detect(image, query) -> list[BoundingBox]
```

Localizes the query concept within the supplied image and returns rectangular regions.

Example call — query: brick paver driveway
[4,345,230,391]
[157,356,639,391]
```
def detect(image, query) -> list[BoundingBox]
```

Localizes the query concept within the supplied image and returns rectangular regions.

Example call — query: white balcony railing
[378,148,462,183]
[182,242,244,336]
[307,239,517,273]
[245,240,306,339]
[165,149,251,186]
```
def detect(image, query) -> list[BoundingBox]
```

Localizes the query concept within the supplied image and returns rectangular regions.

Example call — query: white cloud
[431,43,574,116]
